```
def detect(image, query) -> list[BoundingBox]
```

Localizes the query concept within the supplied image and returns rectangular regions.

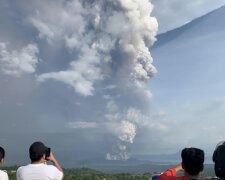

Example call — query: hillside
[150,4,225,101]
[3,165,215,180]
[153,5,225,49]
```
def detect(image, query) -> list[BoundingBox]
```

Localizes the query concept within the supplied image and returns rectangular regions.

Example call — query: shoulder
[41,164,58,171]
[16,166,24,177]
[159,169,188,180]
[43,165,63,179]
[16,164,32,175]
[160,168,177,177]
[0,170,9,180]
[159,176,188,180]
[0,170,8,175]
[17,165,29,171]
[45,164,60,171]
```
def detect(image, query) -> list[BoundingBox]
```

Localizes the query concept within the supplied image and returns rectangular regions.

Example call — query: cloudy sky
[0,0,225,166]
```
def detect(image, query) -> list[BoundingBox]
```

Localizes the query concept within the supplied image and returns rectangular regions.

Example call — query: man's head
[181,147,204,176]
[0,146,5,163]
[213,141,225,179]
[29,141,49,162]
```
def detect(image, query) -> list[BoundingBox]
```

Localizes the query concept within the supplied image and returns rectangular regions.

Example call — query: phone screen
[45,148,51,159]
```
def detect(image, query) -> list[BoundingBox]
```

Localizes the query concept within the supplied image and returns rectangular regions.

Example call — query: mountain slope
[153,5,225,49]
[150,4,225,100]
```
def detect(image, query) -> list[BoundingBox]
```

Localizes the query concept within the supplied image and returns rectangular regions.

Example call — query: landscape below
[3,164,215,180]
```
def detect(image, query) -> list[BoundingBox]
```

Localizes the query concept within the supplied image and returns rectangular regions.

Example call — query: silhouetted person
[16,141,63,180]
[159,147,204,180]
[0,146,9,180]
[212,141,225,180]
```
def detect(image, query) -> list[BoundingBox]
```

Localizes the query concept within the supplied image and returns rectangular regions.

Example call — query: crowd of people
[1,141,225,180]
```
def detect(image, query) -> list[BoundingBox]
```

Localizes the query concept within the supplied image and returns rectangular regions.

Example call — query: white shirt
[0,170,9,180]
[16,163,63,180]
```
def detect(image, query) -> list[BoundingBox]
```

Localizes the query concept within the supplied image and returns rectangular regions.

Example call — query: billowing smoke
[34,0,157,160]
[0,0,158,160]
[104,101,154,160]
[106,120,136,160]
[35,0,158,97]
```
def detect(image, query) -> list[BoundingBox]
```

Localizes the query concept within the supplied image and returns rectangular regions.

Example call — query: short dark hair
[181,147,204,176]
[213,141,225,178]
[0,146,5,161]
[29,142,48,162]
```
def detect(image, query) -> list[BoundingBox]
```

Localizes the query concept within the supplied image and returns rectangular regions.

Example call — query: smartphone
[45,148,51,159]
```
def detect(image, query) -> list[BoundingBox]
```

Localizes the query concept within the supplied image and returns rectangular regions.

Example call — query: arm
[159,163,186,180]
[6,173,9,180]
[161,163,184,176]
[173,164,184,173]
[3,172,9,180]
[47,152,64,174]
[16,167,21,180]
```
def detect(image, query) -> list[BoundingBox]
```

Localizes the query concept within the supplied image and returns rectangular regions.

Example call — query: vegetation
[2,164,215,180]
[3,167,151,180]
[64,168,151,180]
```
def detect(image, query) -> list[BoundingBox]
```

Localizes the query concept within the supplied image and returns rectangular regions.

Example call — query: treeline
[3,165,215,180]
[65,168,151,180]
[4,167,151,180]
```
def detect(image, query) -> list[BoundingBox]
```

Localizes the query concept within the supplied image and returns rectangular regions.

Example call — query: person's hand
[46,152,57,163]
[46,152,63,173]
[175,163,184,172]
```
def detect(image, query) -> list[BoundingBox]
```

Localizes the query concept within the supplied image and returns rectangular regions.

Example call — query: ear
[0,158,4,164]
[181,162,185,170]
[41,154,46,161]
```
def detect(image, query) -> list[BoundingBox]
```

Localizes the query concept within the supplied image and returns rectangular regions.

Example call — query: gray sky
[1,0,225,166]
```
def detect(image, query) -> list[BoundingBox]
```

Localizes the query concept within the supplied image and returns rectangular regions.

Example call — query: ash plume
[1,0,158,160]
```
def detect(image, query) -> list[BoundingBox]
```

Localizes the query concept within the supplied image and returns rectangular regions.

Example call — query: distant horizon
[3,150,214,168]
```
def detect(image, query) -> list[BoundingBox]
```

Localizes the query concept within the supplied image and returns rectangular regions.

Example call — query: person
[159,147,204,180]
[212,141,225,179]
[0,146,9,180]
[16,141,63,180]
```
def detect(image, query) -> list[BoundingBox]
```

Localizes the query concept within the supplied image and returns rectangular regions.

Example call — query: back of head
[213,141,225,179]
[29,141,48,162]
[181,147,204,176]
[0,146,5,162]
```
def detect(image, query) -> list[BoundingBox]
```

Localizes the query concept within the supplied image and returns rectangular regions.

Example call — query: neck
[184,172,200,179]
[31,159,46,164]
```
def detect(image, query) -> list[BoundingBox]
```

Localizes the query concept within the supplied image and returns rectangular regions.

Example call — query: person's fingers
[48,152,57,161]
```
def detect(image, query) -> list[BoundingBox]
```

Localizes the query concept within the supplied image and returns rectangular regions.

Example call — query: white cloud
[27,0,85,46]
[37,47,103,96]
[0,42,39,76]
[29,0,158,98]
[30,1,102,96]
[66,121,97,129]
